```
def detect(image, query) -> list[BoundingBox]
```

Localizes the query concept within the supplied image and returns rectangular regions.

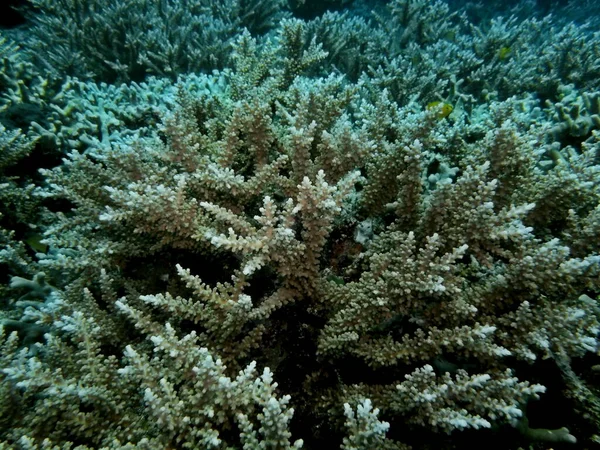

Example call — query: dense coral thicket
[1,1,600,449]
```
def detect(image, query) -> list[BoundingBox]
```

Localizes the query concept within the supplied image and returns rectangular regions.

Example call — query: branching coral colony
[1,2,600,450]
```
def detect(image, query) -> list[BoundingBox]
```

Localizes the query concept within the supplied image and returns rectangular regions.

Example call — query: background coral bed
[0,0,599,448]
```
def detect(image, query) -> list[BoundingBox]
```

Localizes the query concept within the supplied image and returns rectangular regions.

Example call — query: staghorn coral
[16,0,289,83]
[0,4,600,450]
[324,0,600,108]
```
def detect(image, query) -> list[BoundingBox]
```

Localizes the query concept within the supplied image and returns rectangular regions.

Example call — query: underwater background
[1,0,600,449]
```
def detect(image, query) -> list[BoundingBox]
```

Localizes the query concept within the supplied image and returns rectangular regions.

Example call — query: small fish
[426,101,453,119]
[498,46,511,60]
[549,148,567,165]
[444,30,456,42]
[24,233,48,253]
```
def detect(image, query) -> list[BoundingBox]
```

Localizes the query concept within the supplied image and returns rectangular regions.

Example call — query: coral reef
[1,0,600,448]
[14,0,289,82]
